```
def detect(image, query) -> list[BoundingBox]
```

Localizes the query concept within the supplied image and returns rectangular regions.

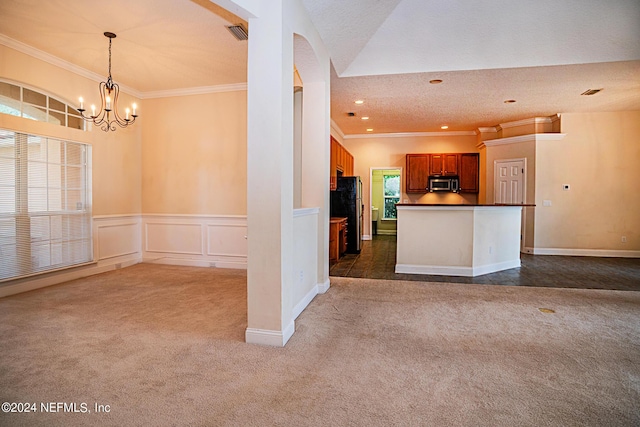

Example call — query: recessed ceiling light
[366,128,373,132]
[361,116,369,120]
[429,79,443,84]
[504,99,516,104]
[441,125,449,130]
[355,100,364,104]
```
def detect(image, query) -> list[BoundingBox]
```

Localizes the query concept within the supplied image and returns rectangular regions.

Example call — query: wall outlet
[543,200,552,207]
[621,236,627,243]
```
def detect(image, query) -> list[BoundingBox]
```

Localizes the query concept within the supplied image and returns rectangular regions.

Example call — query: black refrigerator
[330,176,363,254]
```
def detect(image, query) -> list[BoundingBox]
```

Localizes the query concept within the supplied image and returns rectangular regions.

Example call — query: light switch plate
[563,184,570,191]
[543,200,552,207]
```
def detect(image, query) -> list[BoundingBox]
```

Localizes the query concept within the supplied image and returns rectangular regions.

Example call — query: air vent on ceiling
[227,24,248,41]
[581,88,602,96]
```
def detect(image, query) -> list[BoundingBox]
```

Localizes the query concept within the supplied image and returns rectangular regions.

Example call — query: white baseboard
[362,234,372,241]
[530,247,640,258]
[395,259,521,277]
[377,230,397,236]
[142,256,247,269]
[292,285,318,320]
[0,256,140,298]
[245,320,295,347]
[317,278,330,294]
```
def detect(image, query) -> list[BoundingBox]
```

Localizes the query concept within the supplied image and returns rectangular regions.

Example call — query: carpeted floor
[1,264,639,426]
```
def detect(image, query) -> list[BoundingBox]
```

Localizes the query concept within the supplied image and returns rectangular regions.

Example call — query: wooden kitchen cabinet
[330,136,354,190]
[459,153,479,193]
[329,217,348,261]
[430,153,459,176]
[406,154,430,193]
[407,152,479,193]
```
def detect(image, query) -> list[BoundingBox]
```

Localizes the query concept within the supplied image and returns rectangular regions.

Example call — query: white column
[301,81,330,292]
[245,0,296,346]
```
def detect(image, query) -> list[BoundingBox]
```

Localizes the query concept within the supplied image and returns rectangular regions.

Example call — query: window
[0,80,84,130]
[383,174,400,219]
[0,129,92,281]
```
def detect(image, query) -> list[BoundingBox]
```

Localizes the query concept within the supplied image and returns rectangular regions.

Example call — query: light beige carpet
[0,264,638,426]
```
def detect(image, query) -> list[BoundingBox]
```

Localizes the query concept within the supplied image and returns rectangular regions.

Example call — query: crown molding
[1,34,247,100]
[0,34,144,99]
[480,133,566,147]
[344,130,476,139]
[141,84,247,99]
[476,127,498,134]
[330,119,345,140]
[499,116,554,129]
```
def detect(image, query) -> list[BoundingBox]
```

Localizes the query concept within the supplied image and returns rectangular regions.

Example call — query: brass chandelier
[78,32,138,132]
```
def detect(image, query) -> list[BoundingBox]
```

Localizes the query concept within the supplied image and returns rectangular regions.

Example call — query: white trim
[499,117,553,129]
[395,259,521,277]
[245,320,295,347]
[376,230,397,236]
[531,248,640,258]
[362,234,372,241]
[330,119,345,140]
[142,213,247,219]
[293,207,320,217]
[141,84,247,99]
[345,130,476,139]
[0,259,140,299]
[292,284,318,320]
[0,34,143,99]
[317,278,330,294]
[477,127,498,134]
[481,133,566,147]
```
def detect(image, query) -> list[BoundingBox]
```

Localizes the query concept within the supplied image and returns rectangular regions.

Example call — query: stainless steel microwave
[429,176,459,192]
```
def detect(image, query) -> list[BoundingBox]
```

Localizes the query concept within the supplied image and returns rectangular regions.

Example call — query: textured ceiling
[0,0,639,134]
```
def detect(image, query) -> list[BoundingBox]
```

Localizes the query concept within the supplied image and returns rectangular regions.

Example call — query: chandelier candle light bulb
[77,32,138,132]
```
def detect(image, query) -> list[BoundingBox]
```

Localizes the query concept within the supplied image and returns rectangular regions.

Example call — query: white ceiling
[1,0,639,134]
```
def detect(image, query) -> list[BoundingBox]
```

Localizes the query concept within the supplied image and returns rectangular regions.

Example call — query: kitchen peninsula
[395,204,530,277]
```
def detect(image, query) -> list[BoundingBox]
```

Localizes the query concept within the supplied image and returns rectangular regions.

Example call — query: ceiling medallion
[78,32,138,132]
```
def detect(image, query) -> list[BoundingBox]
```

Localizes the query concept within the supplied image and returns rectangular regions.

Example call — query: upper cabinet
[406,154,430,193]
[330,136,354,190]
[406,152,480,194]
[430,153,459,176]
[459,153,479,193]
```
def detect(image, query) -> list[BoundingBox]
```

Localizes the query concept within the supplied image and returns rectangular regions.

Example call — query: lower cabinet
[330,217,348,261]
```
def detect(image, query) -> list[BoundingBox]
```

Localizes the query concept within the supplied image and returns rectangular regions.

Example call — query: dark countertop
[395,203,536,207]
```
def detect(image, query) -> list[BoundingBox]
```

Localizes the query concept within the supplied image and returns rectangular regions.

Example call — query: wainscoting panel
[145,222,204,255]
[142,215,247,268]
[95,217,141,261]
[207,224,247,257]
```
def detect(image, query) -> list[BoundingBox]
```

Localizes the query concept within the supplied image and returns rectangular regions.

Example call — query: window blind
[0,129,92,281]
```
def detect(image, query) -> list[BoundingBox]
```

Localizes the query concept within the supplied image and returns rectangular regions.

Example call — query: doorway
[369,168,402,238]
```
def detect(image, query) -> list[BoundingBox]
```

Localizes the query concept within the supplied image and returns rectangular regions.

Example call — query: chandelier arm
[77,31,138,132]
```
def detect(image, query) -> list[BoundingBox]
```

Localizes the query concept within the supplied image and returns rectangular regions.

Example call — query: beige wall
[0,45,141,216]
[534,111,640,251]
[141,91,247,215]
[341,134,479,236]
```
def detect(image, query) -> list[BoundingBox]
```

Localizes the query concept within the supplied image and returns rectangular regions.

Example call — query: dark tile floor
[330,235,640,291]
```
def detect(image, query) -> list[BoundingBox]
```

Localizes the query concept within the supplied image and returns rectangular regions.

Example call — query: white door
[494,159,525,204]
[494,159,526,251]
